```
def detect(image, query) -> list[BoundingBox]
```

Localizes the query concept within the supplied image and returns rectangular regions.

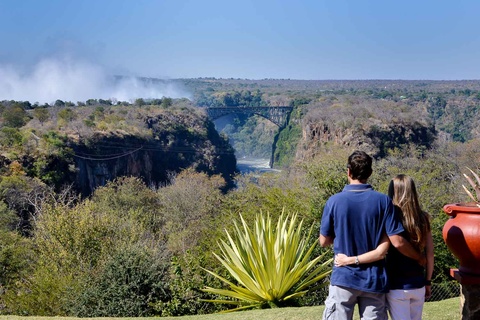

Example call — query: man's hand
[319,234,333,247]
[389,234,424,264]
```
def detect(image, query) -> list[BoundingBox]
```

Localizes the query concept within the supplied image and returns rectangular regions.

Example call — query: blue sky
[1,0,480,81]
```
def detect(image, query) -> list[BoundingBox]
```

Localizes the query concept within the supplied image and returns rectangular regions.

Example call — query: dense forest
[1,78,479,316]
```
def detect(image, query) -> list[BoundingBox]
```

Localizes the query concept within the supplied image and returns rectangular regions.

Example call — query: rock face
[299,121,436,159]
[295,98,437,160]
[72,113,236,196]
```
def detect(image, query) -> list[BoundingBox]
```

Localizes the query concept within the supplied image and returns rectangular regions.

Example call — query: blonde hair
[388,174,431,252]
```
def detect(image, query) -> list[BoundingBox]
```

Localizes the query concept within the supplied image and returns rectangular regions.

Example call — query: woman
[335,174,434,320]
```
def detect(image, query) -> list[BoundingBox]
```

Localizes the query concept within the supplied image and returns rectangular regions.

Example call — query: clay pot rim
[443,202,480,216]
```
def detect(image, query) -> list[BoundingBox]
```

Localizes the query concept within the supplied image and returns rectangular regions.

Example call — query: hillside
[1,100,236,194]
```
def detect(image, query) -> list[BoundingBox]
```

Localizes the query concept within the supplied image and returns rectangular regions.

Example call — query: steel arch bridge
[206,106,293,128]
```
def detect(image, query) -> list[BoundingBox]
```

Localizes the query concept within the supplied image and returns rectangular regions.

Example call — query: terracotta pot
[443,203,480,276]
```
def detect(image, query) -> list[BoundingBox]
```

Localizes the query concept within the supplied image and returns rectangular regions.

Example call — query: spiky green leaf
[201,210,332,311]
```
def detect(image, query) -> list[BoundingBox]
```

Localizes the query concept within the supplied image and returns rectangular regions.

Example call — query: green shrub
[33,107,50,125]
[0,230,34,315]
[156,169,226,257]
[2,105,29,128]
[152,253,226,316]
[0,200,20,231]
[0,175,48,234]
[302,154,348,219]
[4,261,76,316]
[57,108,77,124]
[8,177,163,316]
[90,176,160,233]
[0,127,24,147]
[68,247,170,317]
[225,173,316,225]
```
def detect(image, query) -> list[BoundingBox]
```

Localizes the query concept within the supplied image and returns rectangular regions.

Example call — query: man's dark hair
[347,150,373,181]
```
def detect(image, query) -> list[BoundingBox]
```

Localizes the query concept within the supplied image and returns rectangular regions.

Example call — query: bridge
[206,106,293,128]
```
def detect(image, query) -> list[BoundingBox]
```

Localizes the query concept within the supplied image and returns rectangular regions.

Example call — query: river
[236,158,281,174]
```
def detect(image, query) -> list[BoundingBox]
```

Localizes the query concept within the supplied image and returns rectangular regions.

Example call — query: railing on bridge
[206,106,293,128]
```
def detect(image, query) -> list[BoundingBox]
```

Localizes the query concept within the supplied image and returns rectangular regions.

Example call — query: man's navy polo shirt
[320,183,404,293]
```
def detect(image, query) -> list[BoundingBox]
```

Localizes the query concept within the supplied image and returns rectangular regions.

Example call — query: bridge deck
[206,106,293,128]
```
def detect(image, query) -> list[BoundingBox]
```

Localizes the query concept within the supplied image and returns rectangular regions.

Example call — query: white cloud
[0,57,190,104]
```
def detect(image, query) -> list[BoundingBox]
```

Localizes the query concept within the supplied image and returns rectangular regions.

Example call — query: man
[319,150,425,320]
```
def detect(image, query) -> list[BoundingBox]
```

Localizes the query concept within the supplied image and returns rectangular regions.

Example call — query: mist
[0,57,191,104]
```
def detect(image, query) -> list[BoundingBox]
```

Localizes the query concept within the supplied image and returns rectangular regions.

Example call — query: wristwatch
[355,256,359,265]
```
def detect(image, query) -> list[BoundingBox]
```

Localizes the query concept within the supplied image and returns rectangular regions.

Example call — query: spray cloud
[0,57,190,104]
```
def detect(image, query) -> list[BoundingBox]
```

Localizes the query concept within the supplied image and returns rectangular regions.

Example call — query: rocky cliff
[295,97,437,160]
[72,112,236,195]
[1,106,237,197]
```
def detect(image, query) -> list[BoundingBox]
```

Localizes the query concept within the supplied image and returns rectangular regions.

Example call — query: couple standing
[319,150,434,320]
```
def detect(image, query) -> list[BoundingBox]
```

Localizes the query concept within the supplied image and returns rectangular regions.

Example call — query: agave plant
[201,211,332,312]
[462,167,480,206]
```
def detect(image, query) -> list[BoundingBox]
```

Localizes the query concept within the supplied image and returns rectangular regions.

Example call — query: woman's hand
[334,253,353,267]
[425,284,432,300]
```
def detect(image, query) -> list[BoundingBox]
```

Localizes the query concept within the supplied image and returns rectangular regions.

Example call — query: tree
[98,99,112,106]
[54,100,65,107]
[2,104,28,128]
[33,108,50,125]
[161,97,173,108]
[86,99,97,106]
[57,108,77,123]
[156,169,225,255]
[135,98,145,107]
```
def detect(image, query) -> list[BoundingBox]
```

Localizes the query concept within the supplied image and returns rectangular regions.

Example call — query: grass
[0,297,461,320]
